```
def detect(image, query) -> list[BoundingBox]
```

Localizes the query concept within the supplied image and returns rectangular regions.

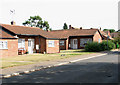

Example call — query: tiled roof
[0,24,100,39]
[0,29,16,38]
[0,24,53,38]
[99,30,108,37]
[49,29,98,39]
[99,30,113,40]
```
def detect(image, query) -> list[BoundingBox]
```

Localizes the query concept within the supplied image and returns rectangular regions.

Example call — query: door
[28,39,34,54]
[73,39,78,49]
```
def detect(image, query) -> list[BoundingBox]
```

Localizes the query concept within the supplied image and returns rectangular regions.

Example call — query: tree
[103,29,115,33]
[22,15,50,30]
[63,23,68,30]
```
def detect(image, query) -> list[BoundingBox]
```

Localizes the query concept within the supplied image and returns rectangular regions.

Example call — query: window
[48,41,54,47]
[0,41,8,49]
[60,40,64,46]
[98,39,101,43]
[73,39,77,44]
[80,38,92,47]
[18,39,25,49]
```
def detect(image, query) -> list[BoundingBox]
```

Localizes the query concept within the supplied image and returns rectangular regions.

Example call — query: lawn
[1,49,94,69]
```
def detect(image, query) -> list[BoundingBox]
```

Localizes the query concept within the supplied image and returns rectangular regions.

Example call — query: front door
[28,39,34,54]
[73,39,78,49]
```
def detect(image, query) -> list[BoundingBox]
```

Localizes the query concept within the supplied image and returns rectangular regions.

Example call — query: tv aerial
[10,9,15,21]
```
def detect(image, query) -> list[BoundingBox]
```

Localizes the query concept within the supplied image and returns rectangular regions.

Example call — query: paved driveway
[2,51,119,83]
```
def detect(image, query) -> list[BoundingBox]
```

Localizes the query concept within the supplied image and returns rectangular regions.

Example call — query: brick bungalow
[0,24,111,57]
[110,32,120,38]
[49,26,104,50]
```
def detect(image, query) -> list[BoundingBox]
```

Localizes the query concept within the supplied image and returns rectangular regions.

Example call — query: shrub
[100,40,115,51]
[85,41,115,52]
[85,42,101,52]
[116,42,119,49]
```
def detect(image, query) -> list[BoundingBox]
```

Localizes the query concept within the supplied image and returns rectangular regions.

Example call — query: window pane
[0,41,2,49]
[60,41,64,46]
[4,41,8,49]
[48,41,54,47]
[18,39,25,49]
[0,41,8,49]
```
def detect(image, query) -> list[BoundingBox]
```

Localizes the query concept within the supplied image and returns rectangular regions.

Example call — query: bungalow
[49,26,104,50]
[0,23,110,57]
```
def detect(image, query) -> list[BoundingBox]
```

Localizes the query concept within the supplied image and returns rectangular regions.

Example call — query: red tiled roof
[0,29,16,38]
[49,29,98,39]
[0,24,53,38]
[0,24,100,39]
[99,30,113,40]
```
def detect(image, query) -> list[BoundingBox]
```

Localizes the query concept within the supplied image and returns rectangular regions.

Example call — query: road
[2,51,119,83]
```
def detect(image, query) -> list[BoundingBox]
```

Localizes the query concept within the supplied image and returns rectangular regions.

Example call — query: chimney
[80,27,82,29]
[72,27,74,29]
[100,27,101,30]
[90,28,93,29]
[11,21,16,25]
[69,25,72,29]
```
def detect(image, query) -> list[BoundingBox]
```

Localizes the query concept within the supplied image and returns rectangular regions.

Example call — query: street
[2,51,119,83]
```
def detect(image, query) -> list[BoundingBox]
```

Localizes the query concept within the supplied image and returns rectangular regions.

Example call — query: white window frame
[0,41,8,49]
[60,40,64,46]
[48,40,55,47]
[18,38,25,49]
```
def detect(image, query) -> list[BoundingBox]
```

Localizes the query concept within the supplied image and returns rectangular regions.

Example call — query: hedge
[85,41,115,52]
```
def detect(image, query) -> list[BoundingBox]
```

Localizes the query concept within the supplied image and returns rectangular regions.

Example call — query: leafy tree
[103,29,115,33]
[22,15,50,30]
[63,23,68,30]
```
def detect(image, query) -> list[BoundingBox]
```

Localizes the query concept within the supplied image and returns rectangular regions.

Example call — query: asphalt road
[2,51,119,83]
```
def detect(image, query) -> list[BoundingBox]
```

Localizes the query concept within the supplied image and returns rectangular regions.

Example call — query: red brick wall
[0,39,18,57]
[66,38,69,50]
[93,31,102,42]
[40,37,46,53]
[46,39,60,53]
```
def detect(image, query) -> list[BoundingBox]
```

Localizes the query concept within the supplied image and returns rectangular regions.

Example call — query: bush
[116,42,119,49]
[100,40,115,51]
[85,42,101,52]
[85,41,115,52]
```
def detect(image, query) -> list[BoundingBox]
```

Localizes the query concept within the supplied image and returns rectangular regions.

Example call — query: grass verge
[1,49,94,69]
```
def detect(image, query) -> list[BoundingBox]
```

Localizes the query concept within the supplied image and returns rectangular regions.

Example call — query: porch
[59,36,93,50]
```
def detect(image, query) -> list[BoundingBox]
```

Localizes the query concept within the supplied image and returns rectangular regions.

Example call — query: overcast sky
[0,0,119,30]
